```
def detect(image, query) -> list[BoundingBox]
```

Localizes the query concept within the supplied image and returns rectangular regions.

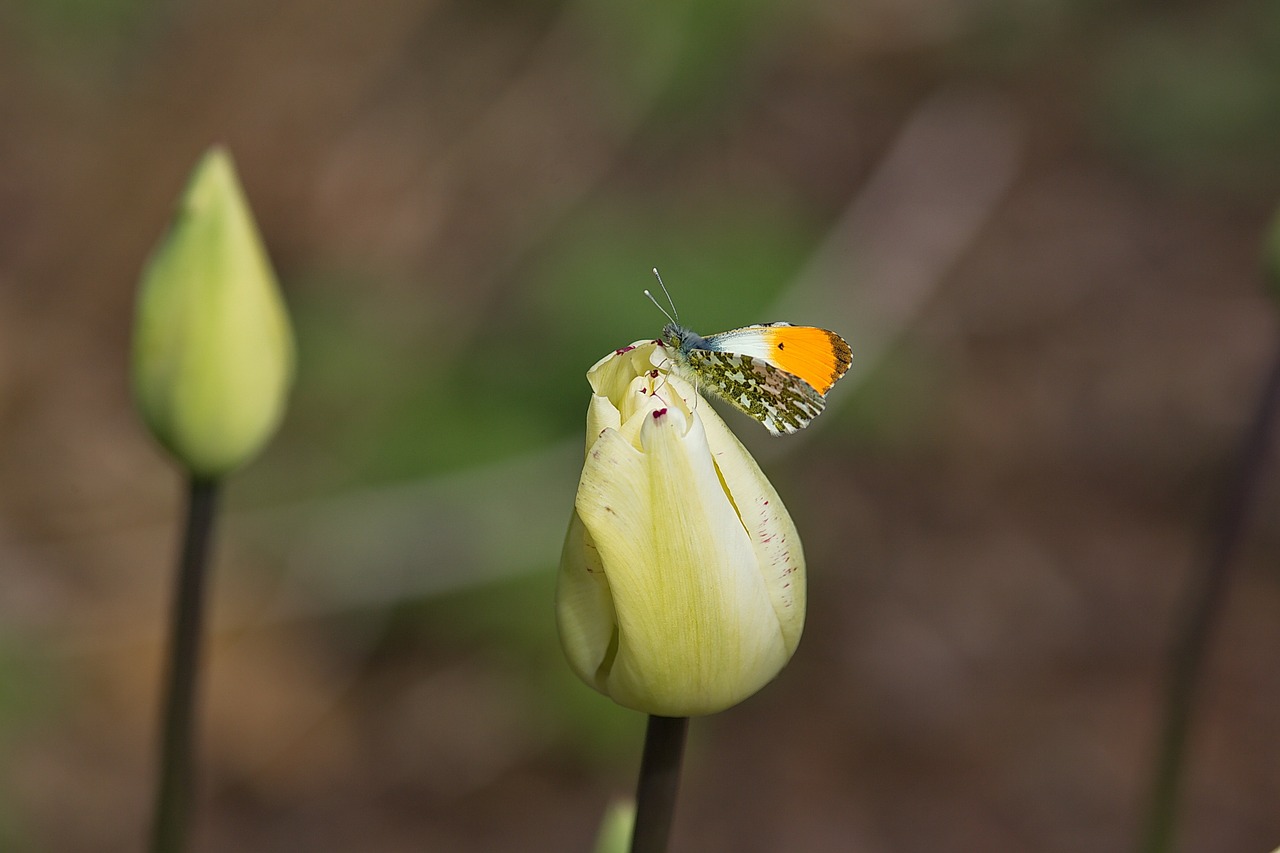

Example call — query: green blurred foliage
[0,636,60,746]
[945,0,1280,193]
[267,269,567,493]
[962,0,1110,71]
[389,569,641,765]
[15,0,150,37]
[0,634,60,849]
[11,0,159,74]
[583,0,791,116]
[1093,2,1280,192]
[524,197,821,376]
[829,341,945,453]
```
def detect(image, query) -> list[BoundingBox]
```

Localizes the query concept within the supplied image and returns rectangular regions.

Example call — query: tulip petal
[696,402,806,650]
[556,509,619,687]
[585,394,621,455]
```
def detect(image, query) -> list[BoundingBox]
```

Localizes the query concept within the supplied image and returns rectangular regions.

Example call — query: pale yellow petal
[586,341,659,405]
[585,394,620,454]
[698,402,806,652]
[555,510,618,688]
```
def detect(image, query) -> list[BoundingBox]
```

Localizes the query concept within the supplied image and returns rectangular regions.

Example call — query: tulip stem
[630,715,689,853]
[150,477,221,853]
[1138,342,1280,853]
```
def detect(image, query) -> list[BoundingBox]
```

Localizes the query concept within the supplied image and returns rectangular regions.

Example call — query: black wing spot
[777,342,785,350]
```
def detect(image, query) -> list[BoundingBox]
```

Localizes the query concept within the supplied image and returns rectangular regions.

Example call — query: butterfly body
[659,321,852,435]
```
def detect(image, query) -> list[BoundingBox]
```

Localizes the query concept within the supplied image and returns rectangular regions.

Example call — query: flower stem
[630,715,689,853]
[150,477,221,853]
[1139,343,1280,853]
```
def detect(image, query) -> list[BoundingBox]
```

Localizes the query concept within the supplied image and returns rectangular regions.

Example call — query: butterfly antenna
[643,288,676,326]
[651,267,679,322]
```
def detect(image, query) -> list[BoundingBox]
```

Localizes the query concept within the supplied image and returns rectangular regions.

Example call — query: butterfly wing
[701,323,852,395]
[684,347,826,435]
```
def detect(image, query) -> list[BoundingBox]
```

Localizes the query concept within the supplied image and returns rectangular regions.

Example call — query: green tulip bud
[557,342,806,717]
[132,147,294,479]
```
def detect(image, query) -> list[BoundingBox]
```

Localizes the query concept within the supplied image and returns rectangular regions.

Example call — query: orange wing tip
[763,327,852,395]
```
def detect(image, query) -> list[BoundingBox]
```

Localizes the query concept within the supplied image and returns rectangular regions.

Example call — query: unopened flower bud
[132,147,294,478]
[557,342,806,716]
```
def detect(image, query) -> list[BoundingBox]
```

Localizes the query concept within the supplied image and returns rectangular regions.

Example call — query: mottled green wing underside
[685,349,825,435]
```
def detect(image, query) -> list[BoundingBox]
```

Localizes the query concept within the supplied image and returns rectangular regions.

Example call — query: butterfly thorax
[659,323,708,356]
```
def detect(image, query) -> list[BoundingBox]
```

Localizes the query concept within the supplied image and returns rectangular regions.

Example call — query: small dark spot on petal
[616,345,636,355]
[653,408,668,420]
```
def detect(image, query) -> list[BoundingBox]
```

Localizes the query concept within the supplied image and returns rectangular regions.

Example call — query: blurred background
[2,0,1279,850]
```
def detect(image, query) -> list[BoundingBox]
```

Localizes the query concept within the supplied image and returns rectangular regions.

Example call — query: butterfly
[646,271,852,435]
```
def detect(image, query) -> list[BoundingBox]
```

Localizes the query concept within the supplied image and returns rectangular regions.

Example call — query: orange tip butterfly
[645,269,852,435]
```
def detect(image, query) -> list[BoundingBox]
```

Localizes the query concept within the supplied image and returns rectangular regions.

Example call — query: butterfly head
[659,322,705,356]
[646,270,703,356]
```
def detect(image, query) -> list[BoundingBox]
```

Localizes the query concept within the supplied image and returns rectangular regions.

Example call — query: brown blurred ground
[1,0,1278,851]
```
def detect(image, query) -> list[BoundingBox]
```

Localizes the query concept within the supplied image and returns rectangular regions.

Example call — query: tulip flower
[132,146,294,479]
[557,340,806,717]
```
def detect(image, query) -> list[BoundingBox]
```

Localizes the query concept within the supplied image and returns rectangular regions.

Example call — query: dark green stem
[630,715,689,853]
[150,477,221,853]
[1139,343,1280,853]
